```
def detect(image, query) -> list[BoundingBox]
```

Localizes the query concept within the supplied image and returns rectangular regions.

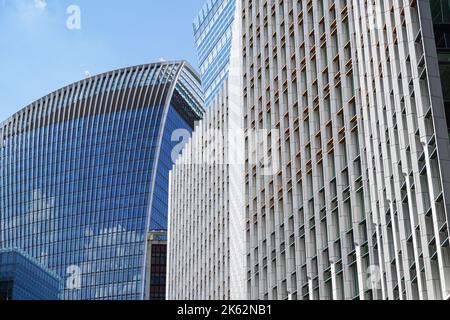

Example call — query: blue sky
[0,0,205,121]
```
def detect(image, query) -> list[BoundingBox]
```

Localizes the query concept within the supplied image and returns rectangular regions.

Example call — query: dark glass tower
[0,61,204,300]
[431,0,450,137]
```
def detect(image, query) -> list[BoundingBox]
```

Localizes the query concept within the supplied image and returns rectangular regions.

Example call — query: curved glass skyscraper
[0,61,204,300]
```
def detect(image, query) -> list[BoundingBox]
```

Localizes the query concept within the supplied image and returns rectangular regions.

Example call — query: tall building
[168,0,450,301]
[167,80,246,300]
[0,61,204,300]
[194,0,237,106]
[0,248,61,300]
[167,0,245,300]
[167,84,232,300]
[241,0,450,300]
[145,230,167,300]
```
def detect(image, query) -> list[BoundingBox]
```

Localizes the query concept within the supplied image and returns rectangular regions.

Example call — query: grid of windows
[0,61,204,300]
[165,0,450,301]
[149,243,167,300]
[194,0,237,106]
[241,0,450,300]
[168,0,246,300]
[168,83,233,300]
[0,248,61,300]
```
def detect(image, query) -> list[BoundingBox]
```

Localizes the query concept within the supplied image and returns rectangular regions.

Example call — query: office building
[146,230,167,300]
[169,0,450,300]
[0,61,204,300]
[167,80,246,299]
[194,0,237,106]
[167,0,245,300]
[241,0,450,300]
[0,248,61,300]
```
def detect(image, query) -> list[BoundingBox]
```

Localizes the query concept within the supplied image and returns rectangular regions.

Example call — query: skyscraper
[145,230,168,300]
[193,0,237,106]
[167,0,245,300]
[0,61,204,300]
[167,80,246,300]
[241,0,450,301]
[168,0,450,300]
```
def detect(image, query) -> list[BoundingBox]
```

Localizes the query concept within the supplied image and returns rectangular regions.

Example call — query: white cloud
[34,0,47,10]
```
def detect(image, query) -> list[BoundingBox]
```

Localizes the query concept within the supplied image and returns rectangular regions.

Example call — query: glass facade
[193,0,236,107]
[431,0,450,136]
[148,243,166,300]
[0,61,204,300]
[0,248,61,300]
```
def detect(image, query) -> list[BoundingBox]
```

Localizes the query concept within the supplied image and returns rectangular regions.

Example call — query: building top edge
[0,60,202,129]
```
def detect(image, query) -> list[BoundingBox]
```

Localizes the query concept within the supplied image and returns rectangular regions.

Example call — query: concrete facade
[242,0,450,300]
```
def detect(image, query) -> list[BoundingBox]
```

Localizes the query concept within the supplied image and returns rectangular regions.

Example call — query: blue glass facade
[193,0,236,107]
[0,61,204,300]
[0,248,61,300]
